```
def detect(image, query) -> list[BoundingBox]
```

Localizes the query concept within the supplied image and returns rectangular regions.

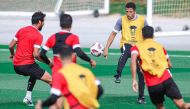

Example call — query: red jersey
[131,46,172,86]
[42,30,80,74]
[51,73,87,109]
[13,26,43,65]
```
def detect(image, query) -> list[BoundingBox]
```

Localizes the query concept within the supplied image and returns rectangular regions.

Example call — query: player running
[9,11,52,106]
[35,45,103,109]
[40,13,96,76]
[131,26,190,109]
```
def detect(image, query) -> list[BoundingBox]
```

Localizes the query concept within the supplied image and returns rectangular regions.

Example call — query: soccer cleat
[23,98,34,106]
[114,74,121,83]
[137,97,146,104]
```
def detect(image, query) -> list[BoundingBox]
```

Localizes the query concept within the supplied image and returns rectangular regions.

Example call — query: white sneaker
[23,98,34,106]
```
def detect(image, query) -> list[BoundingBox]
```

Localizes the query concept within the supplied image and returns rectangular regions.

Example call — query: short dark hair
[125,2,136,10]
[31,11,46,24]
[58,45,73,59]
[60,13,72,28]
[142,26,154,39]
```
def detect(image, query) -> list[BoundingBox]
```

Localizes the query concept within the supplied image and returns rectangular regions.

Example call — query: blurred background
[0,0,190,50]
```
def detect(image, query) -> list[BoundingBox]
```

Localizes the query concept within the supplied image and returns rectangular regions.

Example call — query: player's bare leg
[173,99,190,109]
[155,103,165,109]
[40,71,52,85]
[49,97,64,109]
[56,96,64,109]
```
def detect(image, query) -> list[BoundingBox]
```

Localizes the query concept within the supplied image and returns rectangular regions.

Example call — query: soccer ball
[90,42,104,57]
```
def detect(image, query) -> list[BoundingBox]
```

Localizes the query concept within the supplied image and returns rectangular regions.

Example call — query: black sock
[27,76,37,91]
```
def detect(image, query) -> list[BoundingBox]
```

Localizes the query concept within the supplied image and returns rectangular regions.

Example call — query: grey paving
[0,14,190,50]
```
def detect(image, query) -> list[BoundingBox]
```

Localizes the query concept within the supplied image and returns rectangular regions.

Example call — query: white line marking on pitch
[0,49,189,58]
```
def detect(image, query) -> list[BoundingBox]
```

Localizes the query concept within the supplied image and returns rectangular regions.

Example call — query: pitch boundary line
[0,49,190,58]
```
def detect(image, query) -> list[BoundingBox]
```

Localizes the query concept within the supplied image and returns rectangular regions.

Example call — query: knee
[176,102,186,109]
[41,72,52,85]
[174,99,187,109]
[173,99,190,109]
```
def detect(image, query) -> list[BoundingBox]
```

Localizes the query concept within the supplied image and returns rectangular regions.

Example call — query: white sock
[25,91,32,100]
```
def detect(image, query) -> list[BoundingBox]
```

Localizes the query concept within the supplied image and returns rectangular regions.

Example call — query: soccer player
[40,13,96,76]
[103,2,147,103]
[131,26,190,109]
[9,11,52,106]
[35,45,103,109]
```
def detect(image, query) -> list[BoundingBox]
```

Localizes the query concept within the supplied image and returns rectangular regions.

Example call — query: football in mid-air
[90,42,104,57]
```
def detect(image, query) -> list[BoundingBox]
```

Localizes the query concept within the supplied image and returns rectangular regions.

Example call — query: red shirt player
[9,11,52,106]
[36,45,103,109]
[40,13,96,75]
[131,26,190,109]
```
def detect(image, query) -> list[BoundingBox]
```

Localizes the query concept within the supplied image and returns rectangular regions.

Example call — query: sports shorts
[148,78,182,104]
[14,63,45,79]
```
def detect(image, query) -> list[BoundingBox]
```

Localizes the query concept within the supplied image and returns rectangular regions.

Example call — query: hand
[90,59,96,68]
[9,55,14,61]
[132,80,138,92]
[35,100,42,109]
[103,48,108,59]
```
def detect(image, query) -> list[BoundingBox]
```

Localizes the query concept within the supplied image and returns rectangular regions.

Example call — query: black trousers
[116,44,145,98]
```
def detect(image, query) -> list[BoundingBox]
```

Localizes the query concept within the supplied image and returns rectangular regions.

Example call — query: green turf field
[0,45,190,109]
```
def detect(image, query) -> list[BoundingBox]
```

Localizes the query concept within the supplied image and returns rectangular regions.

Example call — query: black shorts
[148,78,182,104]
[14,63,45,79]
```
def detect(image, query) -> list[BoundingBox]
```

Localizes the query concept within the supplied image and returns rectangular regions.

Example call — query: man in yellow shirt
[131,26,190,109]
[103,2,147,104]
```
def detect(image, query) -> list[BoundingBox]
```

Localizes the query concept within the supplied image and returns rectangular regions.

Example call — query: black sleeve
[74,47,91,62]
[97,85,104,99]
[42,94,60,107]
[39,49,50,65]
